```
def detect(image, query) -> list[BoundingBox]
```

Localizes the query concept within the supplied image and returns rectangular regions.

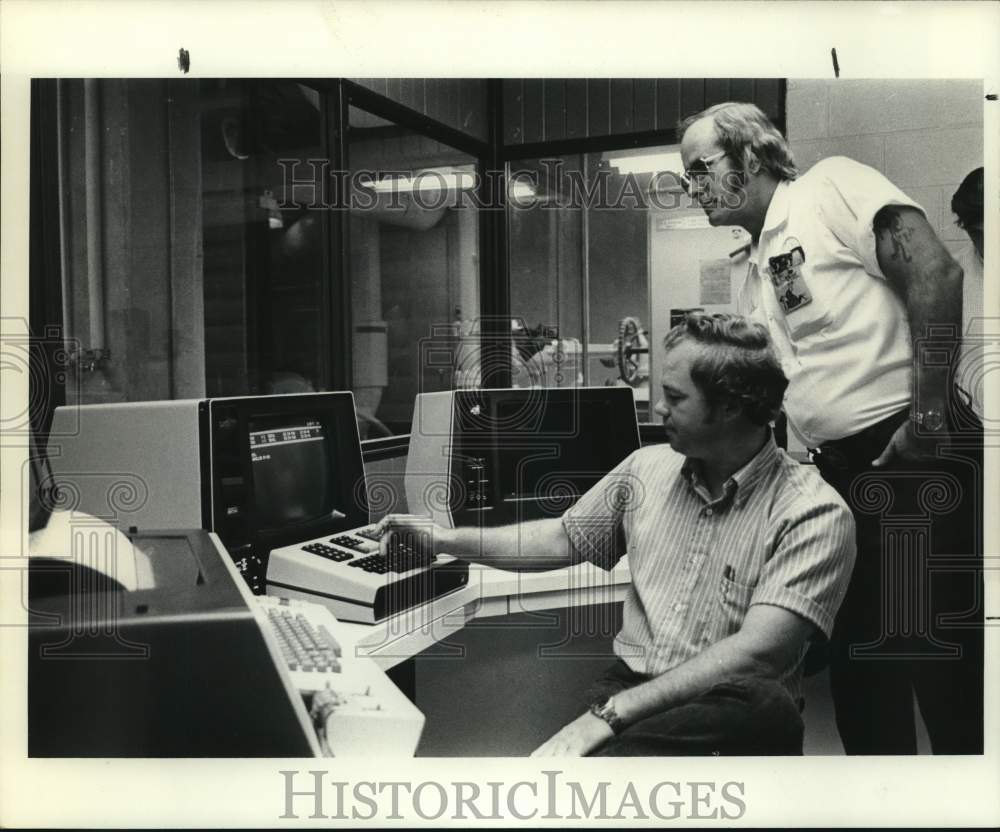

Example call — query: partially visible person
[951,167,985,420]
[379,313,855,757]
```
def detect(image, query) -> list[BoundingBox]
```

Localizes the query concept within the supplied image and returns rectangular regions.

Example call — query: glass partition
[201,80,328,398]
[507,144,749,425]
[347,105,480,436]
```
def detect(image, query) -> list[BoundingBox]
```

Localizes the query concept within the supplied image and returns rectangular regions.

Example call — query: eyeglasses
[680,150,728,194]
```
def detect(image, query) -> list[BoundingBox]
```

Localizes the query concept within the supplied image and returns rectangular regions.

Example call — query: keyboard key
[302,542,353,562]
[329,534,371,551]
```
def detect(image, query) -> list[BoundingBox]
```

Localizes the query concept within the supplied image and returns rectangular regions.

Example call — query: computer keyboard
[266,524,469,624]
[256,594,425,756]
[259,595,345,689]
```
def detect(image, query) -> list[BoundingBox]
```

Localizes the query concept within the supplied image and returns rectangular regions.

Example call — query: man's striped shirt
[562,435,856,701]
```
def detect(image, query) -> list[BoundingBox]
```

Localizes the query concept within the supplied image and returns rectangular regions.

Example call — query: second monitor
[406,387,641,528]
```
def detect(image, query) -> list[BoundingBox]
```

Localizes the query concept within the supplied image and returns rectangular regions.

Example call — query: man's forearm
[608,602,817,729]
[611,630,776,728]
[907,258,963,412]
[906,276,963,412]
[438,517,578,572]
[875,206,964,410]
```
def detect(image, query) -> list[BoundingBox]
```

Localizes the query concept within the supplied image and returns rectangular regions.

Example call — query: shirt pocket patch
[765,247,831,340]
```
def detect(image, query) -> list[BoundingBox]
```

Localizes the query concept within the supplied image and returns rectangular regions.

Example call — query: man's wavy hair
[663,312,788,426]
[680,102,798,182]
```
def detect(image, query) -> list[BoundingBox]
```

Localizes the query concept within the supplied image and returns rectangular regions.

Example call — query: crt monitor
[406,387,641,528]
[232,401,367,548]
[204,395,369,572]
[46,392,369,593]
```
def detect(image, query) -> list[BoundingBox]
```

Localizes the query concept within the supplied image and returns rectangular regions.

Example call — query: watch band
[589,695,626,734]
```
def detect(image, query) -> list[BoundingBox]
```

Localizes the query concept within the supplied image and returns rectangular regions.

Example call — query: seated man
[379,312,856,756]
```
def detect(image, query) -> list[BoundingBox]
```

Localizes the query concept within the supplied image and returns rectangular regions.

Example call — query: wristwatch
[911,409,946,432]
[589,695,626,734]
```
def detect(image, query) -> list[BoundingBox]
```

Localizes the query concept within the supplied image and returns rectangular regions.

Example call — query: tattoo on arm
[874,207,914,263]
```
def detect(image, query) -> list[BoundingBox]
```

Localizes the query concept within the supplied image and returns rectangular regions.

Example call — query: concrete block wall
[786,79,984,255]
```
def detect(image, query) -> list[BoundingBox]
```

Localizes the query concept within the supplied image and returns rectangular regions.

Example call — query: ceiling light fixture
[360,167,536,199]
[604,150,684,176]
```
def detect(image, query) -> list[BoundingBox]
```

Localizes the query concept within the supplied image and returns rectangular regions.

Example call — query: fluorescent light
[605,151,684,176]
[360,167,536,199]
[362,168,474,193]
[508,180,536,199]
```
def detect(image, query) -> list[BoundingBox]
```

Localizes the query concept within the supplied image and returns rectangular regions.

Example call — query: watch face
[924,410,945,431]
[590,697,622,732]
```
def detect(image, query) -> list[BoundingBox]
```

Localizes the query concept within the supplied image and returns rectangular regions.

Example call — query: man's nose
[654,399,668,417]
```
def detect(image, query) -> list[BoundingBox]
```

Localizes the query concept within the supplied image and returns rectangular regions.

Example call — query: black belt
[809,407,909,473]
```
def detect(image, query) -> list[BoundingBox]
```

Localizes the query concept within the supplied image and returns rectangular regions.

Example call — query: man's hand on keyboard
[374,514,440,560]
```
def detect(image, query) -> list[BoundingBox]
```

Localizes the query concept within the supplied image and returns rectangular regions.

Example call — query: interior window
[507,145,751,425]
[347,106,480,437]
[201,80,328,398]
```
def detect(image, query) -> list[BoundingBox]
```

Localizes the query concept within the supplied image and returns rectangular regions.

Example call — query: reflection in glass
[347,106,480,437]
[507,151,679,422]
[200,80,326,398]
[505,144,743,425]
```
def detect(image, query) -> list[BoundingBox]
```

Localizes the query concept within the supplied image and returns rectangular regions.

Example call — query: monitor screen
[249,415,333,530]
[494,396,626,508]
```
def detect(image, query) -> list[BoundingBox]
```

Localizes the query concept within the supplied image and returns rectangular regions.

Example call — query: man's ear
[745,150,761,175]
[721,396,744,423]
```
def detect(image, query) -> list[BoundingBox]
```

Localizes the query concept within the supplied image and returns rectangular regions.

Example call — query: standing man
[678,102,984,754]
[380,313,855,756]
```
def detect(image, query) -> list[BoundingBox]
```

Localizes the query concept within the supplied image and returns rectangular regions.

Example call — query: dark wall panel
[633,79,656,133]
[704,79,731,108]
[424,78,442,123]
[299,78,781,152]
[564,80,588,140]
[351,78,488,141]
[522,80,545,144]
[680,79,706,122]
[504,78,786,145]
[610,79,634,133]
[754,79,783,123]
[655,80,682,131]
[586,79,611,137]
[542,79,566,141]
[730,78,755,103]
[503,79,523,144]
[399,78,421,112]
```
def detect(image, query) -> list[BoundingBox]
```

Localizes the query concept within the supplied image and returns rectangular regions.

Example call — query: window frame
[335,80,504,443]
[28,78,785,457]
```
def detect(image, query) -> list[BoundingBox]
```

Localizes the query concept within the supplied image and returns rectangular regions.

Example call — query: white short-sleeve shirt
[737,157,925,446]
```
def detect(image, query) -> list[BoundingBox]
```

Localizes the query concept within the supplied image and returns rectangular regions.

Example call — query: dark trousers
[811,401,984,755]
[583,660,804,756]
